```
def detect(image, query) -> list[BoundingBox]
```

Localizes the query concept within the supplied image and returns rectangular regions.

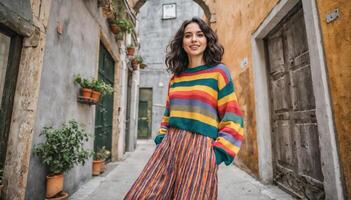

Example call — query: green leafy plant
[109,18,133,34]
[74,74,92,89]
[134,55,144,64]
[91,79,114,95]
[74,74,114,95]
[94,146,111,161]
[33,120,93,175]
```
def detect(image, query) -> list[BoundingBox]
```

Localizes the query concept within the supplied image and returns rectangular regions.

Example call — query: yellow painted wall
[316,0,351,198]
[213,0,279,176]
[214,0,350,196]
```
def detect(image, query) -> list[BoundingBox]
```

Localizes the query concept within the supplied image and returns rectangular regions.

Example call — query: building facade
[0,0,140,199]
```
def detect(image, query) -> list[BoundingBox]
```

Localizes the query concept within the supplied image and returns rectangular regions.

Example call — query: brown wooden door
[265,4,324,199]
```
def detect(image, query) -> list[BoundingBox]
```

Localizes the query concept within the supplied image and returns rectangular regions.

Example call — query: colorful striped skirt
[124,127,218,200]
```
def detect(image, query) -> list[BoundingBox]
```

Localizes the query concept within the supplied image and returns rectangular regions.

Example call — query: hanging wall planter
[110,23,121,34]
[131,59,138,70]
[74,74,114,105]
[91,90,101,104]
[80,88,93,100]
[126,45,135,56]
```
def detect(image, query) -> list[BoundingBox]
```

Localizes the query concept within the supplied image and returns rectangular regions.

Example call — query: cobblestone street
[71,140,295,200]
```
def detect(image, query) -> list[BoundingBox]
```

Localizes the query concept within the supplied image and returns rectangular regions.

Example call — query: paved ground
[71,140,295,200]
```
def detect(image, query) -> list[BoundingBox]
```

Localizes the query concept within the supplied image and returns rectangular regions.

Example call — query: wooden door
[137,101,149,138]
[0,27,22,169]
[137,88,152,139]
[265,4,324,199]
[94,43,114,159]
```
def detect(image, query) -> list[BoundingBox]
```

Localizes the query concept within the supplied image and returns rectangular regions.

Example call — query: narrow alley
[0,0,349,199]
[70,140,294,200]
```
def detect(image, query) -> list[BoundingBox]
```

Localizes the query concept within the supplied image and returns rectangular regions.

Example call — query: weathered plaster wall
[25,0,120,199]
[1,0,52,199]
[118,61,128,157]
[214,0,279,176]
[316,0,351,198]
[137,0,203,140]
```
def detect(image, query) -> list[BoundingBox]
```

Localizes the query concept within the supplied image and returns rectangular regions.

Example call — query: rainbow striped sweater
[154,64,244,165]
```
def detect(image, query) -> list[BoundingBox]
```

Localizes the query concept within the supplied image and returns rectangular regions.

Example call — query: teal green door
[138,88,152,139]
[138,101,149,138]
[94,43,114,158]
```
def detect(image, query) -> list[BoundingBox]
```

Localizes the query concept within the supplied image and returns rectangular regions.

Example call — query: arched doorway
[133,0,212,141]
[130,0,216,25]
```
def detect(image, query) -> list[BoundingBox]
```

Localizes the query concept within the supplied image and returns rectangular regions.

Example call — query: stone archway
[129,0,216,25]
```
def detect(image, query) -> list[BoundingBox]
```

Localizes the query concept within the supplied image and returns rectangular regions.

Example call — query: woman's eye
[184,35,192,38]
[197,33,204,37]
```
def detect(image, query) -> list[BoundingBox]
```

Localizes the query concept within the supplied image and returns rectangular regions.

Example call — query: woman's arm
[154,76,173,145]
[213,68,244,165]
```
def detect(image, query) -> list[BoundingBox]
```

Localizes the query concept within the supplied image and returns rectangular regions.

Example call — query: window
[162,3,176,19]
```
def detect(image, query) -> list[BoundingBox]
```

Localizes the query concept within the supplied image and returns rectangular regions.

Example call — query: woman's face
[182,22,207,58]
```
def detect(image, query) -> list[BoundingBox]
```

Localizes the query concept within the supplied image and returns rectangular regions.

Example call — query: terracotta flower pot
[45,191,68,200]
[46,173,64,198]
[131,59,138,70]
[110,24,121,34]
[80,88,93,98]
[91,91,101,103]
[126,47,135,56]
[92,160,104,176]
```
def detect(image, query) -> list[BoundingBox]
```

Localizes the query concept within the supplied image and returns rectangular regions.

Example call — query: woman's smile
[182,22,207,58]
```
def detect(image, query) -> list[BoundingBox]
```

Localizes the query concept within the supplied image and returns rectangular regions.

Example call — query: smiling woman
[124,17,244,200]
[182,22,207,61]
[165,17,224,75]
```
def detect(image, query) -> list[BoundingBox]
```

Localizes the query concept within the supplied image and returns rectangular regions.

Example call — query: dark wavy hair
[165,17,224,74]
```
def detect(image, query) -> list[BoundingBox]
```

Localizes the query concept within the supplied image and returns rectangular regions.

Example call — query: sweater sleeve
[154,76,173,145]
[213,69,244,165]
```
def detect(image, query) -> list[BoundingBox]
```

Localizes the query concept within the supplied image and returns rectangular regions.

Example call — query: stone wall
[214,0,280,176]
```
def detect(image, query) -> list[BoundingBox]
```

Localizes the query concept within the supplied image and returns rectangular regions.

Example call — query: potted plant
[131,55,143,70]
[126,44,135,56]
[90,79,103,103]
[139,63,147,69]
[74,74,113,104]
[74,74,93,100]
[33,120,92,199]
[92,146,110,176]
[90,80,114,103]
[108,19,121,34]
[113,18,133,34]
